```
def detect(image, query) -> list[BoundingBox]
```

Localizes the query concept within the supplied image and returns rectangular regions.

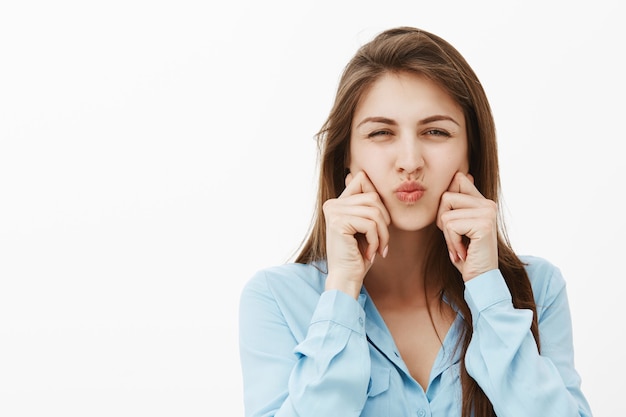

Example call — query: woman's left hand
[437,172,499,282]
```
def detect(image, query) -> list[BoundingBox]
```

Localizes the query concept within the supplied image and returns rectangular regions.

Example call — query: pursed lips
[395,181,425,203]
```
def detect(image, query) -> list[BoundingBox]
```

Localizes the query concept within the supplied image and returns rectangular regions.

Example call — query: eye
[424,129,451,138]
[367,130,393,138]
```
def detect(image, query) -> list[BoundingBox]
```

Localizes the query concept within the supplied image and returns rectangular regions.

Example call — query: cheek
[432,146,467,171]
[440,143,469,174]
[348,145,378,173]
[348,150,389,190]
[459,141,470,173]
[349,159,383,182]
[428,150,468,191]
[459,157,470,174]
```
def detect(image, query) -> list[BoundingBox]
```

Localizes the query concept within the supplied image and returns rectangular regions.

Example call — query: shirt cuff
[311,289,367,335]
[464,269,512,316]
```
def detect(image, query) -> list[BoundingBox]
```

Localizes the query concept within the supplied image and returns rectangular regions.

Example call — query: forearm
[240,282,370,417]
[464,270,592,417]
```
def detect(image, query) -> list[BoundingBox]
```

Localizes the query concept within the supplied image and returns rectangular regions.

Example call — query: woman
[239,26,592,417]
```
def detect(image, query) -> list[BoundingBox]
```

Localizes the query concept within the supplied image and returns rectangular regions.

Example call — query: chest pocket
[362,365,391,416]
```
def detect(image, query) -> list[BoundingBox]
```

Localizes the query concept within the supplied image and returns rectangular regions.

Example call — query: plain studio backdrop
[1,0,623,415]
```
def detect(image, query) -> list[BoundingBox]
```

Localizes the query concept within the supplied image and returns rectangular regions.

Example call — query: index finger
[447,171,483,198]
[343,170,380,197]
[343,170,392,227]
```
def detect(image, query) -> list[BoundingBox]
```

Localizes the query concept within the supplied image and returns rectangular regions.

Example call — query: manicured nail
[382,246,389,258]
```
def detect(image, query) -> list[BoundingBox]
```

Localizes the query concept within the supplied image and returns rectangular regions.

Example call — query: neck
[364,224,441,303]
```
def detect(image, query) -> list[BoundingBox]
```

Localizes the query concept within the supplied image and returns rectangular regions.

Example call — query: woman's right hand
[322,171,391,299]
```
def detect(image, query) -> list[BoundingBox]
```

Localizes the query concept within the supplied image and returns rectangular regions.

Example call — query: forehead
[353,72,464,124]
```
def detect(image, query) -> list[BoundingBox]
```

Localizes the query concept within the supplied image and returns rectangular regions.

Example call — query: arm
[463,268,593,417]
[239,172,388,416]
[238,272,371,417]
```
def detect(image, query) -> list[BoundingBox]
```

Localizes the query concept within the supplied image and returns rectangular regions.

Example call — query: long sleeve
[463,267,592,417]
[239,269,371,417]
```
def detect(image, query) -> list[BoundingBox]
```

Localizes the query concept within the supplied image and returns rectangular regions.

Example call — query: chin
[390,216,436,232]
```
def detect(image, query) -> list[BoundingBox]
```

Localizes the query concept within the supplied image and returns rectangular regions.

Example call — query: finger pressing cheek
[345,172,353,187]
[448,171,483,198]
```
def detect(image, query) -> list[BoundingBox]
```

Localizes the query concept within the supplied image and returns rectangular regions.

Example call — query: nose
[395,134,424,175]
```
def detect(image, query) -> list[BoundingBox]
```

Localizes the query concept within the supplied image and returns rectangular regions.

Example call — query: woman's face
[348,71,469,231]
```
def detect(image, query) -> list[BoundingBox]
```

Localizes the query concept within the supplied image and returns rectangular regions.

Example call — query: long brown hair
[295,27,539,417]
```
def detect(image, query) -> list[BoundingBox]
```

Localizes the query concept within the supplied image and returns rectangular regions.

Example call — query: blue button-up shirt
[239,255,592,416]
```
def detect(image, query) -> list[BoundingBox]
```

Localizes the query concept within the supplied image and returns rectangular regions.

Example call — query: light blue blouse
[238,255,592,416]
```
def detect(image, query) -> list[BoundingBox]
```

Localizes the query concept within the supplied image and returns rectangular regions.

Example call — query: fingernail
[370,253,376,264]
[449,251,456,263]
[382,246,389,258]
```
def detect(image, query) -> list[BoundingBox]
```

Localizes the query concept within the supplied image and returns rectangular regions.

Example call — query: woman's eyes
[367,129,451,139]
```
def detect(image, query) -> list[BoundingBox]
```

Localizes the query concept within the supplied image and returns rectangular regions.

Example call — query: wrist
[325,274,362,300]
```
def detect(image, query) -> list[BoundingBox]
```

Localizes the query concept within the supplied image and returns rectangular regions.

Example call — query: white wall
[1,0,622,415]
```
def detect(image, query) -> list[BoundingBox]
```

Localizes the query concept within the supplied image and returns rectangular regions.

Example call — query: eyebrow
[355,114,460,128]
[356,117,397,128]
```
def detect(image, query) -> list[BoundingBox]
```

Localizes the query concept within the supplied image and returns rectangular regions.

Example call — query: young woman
[238,26,592,417]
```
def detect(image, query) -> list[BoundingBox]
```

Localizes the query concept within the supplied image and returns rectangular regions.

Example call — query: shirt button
[417,409,426,417]
[358,317,364,326]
